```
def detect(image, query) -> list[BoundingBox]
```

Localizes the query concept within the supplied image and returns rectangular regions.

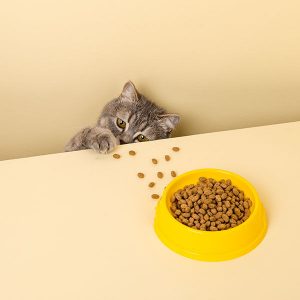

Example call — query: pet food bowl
[154,169,267,261]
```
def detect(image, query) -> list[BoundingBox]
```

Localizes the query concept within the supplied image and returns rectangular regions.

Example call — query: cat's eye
[116,118,126,129]
[137,134,148,142]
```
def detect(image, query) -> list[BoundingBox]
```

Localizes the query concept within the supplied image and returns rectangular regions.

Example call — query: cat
[65,81,180,154]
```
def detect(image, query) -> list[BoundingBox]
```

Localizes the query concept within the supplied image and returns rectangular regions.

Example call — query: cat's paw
[88,128,118,154]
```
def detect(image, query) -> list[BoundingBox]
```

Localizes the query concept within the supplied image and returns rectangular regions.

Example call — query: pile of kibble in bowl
[170,177,252,231]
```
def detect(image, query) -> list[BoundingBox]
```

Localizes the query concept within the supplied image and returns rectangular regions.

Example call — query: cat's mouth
[119,139,126,145]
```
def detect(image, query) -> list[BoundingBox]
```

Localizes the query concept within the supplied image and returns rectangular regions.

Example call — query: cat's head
[98,81,180,144]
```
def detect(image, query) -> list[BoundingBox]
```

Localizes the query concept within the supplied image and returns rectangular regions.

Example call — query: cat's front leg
[65,126,119,153]
[65,127,92,152]
[85,127,119,153]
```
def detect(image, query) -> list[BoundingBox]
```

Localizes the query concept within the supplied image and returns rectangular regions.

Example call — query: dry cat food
[172,147,180,152]
[129,150,136,156]
[165,155,171,161]
[113,154,121,159]
[152,158,158,164]
[157,172,164,179]
[137,172,145,178]
[170,177,252,231]
[152,194,160,200]
[148,182,155,188]
[171,171,177,177]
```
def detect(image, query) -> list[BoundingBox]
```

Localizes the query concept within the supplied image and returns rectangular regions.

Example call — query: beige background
[0,0,300,161]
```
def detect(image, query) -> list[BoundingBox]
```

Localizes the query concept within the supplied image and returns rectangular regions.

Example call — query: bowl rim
[161,168,260,234]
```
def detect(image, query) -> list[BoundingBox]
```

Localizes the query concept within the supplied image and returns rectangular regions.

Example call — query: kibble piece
[182,212,190,218]
[238,204,245,212]
[216,189,224,195]
[233,188,239,196]
[221,192,227,200]
[172,147,180,152]
[215,212,223,219]
[234,207,241,215]
[199,208,206,215]
[165,155,171,161]
[157,172,164,179]
[113,154,121,159]
[222,214,229,223]
[226,209,233,217]
[226,185,233,191]
[218,224,226,230]
[193,194,200,201]
[200,224,206,231]
[148,182,155,188]
[182,218,188,224]
[175,193,182,201]
[225,179,232,186]
[189,217,194,223]
[232,214,238,221]
[151,194,160,199]
[129,150,136,156]
[204,189,212,195]
[171,171,177,177]
[137,172,145,178]
[211,208,217,215]
[243,201,249,209]
[152,158,158,164]
[221,183,227,189]
[192,213,200,220]
[217,206,223,212]
[225,200,231,208]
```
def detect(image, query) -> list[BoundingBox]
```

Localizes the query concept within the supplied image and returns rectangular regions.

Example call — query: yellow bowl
[154,169,267,261]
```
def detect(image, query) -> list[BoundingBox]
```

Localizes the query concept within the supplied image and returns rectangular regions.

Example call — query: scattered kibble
[157,172,164,179]
[170,177,252,231]
[165,155,171,161]
[127,146,182,200]
[113,154,121,159]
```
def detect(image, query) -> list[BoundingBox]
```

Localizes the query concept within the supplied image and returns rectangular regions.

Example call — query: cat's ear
[120,81,139,101]
[158,114,180,131]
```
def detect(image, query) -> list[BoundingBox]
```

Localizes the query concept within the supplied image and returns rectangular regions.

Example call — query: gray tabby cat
[65,81,180,153]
